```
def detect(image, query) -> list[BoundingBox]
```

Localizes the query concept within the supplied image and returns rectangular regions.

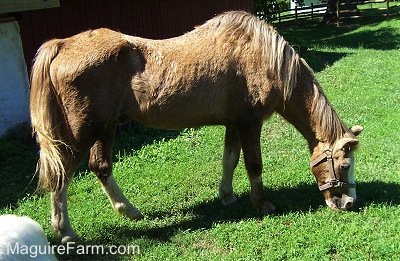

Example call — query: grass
[1,17,400,260]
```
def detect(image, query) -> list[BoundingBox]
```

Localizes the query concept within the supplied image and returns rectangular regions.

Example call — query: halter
[310,149,356,191]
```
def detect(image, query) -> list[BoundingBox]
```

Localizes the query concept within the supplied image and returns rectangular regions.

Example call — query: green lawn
[1,17,400,260]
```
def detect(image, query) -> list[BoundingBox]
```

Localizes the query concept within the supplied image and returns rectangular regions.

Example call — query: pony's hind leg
[51,152,87,244]
[219,126,241,205]
[51,179,77,244]
[89,123,143,220]
[238,123,277,216]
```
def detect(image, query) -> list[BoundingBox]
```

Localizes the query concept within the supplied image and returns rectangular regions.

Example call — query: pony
[0,215,57,260]
[30,11,362,243]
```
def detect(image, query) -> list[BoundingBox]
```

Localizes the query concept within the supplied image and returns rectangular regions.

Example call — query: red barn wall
[18,0,254,69]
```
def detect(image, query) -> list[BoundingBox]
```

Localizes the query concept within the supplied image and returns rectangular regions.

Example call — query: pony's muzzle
[340,194,355,210]
[326,194,355,210]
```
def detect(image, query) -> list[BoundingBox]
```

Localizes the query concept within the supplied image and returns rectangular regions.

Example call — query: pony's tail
[30,39,70,193]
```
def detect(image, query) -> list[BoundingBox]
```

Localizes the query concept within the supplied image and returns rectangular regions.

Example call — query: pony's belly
[128,104,225,130]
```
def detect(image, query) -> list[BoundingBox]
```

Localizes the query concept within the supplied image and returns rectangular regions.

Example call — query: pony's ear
[350,125,363,136]
[334,137,359,153]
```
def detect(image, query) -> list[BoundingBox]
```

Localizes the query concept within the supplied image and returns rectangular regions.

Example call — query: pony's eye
[342,147,351,153]
[340,164,350,170]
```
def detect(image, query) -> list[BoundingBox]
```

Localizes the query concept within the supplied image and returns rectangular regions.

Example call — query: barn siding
[18,0,254,69]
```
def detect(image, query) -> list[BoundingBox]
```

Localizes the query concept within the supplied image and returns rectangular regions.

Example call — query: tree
[255,0,288,22]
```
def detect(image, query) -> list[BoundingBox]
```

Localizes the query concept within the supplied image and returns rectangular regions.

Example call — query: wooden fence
[273,0,400,25]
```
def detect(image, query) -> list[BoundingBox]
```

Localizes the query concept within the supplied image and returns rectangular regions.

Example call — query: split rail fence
[273,0,400,25]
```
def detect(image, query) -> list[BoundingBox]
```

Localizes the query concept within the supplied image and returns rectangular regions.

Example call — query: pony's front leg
[219,126,241,205]
[89,126,143,221]
[51,181,77,244]
[239,124,277,216]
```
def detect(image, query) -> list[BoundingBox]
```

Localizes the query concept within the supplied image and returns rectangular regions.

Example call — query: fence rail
[273,0,400,25]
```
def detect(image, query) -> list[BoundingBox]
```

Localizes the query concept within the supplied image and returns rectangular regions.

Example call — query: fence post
[336,0,340,27]
[386,0,390,17]
[295,5,298,24]
[311,3,314,21]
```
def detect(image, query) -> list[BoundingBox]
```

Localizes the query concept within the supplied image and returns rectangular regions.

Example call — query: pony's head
[310,125,363,210]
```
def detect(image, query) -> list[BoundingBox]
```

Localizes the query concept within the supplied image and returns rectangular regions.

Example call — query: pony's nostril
[341,195,355,210]
[343,201,353,209]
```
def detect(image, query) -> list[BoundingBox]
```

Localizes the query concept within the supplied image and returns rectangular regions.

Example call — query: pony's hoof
[61,234,79,244]
[52,225,79,244]
[221,194,237,206]
[256,201,277,216]
[126,210,144,221]
[114,203,144,220]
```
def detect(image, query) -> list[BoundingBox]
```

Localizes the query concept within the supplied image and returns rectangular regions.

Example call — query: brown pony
[30,11,362,243]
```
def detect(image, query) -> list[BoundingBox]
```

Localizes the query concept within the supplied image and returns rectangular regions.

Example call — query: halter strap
[310,149,356,191]
[310,151,331,168]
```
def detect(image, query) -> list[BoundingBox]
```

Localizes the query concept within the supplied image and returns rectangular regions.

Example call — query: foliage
[1,18,400,260]
[255,0,291,21]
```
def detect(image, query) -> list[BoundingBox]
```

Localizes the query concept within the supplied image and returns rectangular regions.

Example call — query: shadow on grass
[72,181,400,247]
[282,16,400,48]
[113,122,181,161]
[0,123,181,209]
[282,17,400,72]
[300,50,348,72]
[326,26,400,50]
[50,181,400,260]
[0,137,38,209]
[76,122,182,174]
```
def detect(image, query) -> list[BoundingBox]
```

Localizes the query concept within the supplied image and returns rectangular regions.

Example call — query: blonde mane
[195,11,300,102]
[311,76,348,145]
[194,12,348,144]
